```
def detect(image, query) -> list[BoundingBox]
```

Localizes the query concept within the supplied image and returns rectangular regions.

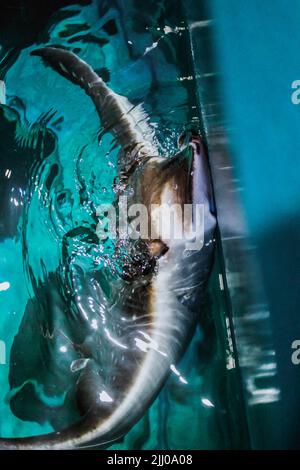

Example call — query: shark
[0,80,5,104]
[0,47,217,449]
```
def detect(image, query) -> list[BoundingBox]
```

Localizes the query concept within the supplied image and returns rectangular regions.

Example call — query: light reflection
[77,302,89,321]
[70,358,89,373]
[179,376,188,385]
[170,364,188,385]
[0,282,10,292]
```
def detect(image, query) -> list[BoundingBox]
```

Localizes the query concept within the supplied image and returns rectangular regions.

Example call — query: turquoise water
[0,0,248,449]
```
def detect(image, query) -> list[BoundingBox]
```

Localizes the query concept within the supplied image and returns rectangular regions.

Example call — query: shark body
[0,48,216,449]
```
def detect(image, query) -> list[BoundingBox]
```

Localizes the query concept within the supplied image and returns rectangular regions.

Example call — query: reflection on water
[0,0,248,449]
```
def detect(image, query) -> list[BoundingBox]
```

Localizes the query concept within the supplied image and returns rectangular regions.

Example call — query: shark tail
[31,47,157,155]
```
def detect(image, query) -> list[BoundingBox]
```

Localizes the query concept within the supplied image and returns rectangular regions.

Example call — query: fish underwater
[0,47,217,449]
